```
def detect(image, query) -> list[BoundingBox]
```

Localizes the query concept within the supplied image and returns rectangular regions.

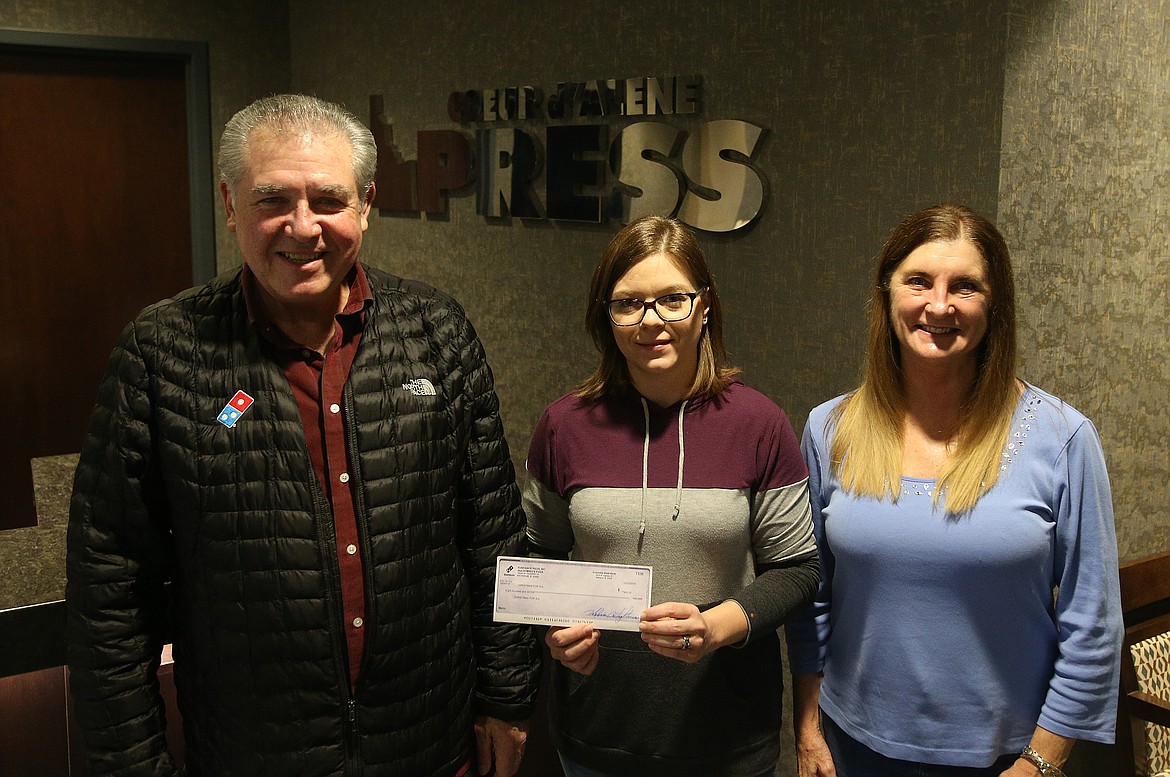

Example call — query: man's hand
[546,624,601,674]
[474,716,529,777]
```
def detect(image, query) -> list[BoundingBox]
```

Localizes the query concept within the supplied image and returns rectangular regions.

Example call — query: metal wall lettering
[609,122,685,225]
[417,130,471,213]
[676,120,766,233]
[448,87,541,123]
[546,125,607,223]
[370,95,416,212]
[541,75,702,120]
[373,75,767,233]
[476,128,541,219]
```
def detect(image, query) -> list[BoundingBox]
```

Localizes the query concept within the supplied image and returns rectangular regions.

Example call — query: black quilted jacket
[66,265,540,776]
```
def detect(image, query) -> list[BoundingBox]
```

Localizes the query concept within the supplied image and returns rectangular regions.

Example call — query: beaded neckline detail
[899,388,1039,497]
[900,479,935,498]
[1001,390,1040,472]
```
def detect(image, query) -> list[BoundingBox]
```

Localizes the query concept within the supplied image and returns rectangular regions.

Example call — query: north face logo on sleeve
[402,378,437,396]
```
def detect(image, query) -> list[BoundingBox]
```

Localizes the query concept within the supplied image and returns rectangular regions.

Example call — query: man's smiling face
[221,127,371,319]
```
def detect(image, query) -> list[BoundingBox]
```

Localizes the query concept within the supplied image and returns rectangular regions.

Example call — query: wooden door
[0,47,194,530]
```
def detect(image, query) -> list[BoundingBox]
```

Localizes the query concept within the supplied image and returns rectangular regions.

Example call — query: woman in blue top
[785,203,1122,777]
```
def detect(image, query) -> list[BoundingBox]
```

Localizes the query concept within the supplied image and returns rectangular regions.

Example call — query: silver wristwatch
[1020,746,1065,777]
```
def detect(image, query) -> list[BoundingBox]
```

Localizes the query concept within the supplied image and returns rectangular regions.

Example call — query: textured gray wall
[999,0,1170,565]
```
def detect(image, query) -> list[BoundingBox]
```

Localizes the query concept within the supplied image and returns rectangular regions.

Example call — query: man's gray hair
[218,94,377,203]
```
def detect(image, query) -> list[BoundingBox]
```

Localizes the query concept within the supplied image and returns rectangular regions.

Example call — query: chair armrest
[1127,690,1170,727]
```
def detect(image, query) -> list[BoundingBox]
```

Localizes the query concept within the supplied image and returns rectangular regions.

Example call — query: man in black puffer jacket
[66,94,540,776]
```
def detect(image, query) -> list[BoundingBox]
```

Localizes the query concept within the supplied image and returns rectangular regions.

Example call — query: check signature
[584,606,638,622]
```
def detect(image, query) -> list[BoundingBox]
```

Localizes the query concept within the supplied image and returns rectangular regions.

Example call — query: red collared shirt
[244,265,475,775]
[243,262,371,690]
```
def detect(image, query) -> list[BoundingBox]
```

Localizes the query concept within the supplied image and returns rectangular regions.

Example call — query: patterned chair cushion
[1131,632,1170,775]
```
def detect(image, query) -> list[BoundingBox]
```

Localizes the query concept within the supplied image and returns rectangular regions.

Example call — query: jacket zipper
[308,464,363,774]
[345,698,361,776]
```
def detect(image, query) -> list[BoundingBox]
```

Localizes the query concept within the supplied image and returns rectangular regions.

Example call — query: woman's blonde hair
[830,203,1018,515]
[577,216,740,400]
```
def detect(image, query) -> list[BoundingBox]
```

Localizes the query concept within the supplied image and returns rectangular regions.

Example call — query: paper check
[493,556,653,632]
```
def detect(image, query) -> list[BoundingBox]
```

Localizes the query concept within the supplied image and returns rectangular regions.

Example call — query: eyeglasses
[605,288,707,326]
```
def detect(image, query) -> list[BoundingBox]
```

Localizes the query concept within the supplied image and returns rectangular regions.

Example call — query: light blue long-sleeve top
[785,383,1122,767]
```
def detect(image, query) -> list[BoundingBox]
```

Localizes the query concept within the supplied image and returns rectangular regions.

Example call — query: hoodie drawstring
[638,398,688,541]
[672,401,686,519]
[639,400,650,539]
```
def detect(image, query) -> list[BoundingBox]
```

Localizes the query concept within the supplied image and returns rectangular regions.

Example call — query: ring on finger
[681,634,691,650]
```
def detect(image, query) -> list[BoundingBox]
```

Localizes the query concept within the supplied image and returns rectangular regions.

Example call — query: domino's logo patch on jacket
[402,378,437,397]
[217,390,255,428]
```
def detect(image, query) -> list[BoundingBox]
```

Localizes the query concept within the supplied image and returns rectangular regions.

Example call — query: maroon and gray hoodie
[523,379,819,776]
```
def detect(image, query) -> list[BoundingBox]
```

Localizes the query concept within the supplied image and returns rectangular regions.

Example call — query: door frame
[0,27,215,282]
